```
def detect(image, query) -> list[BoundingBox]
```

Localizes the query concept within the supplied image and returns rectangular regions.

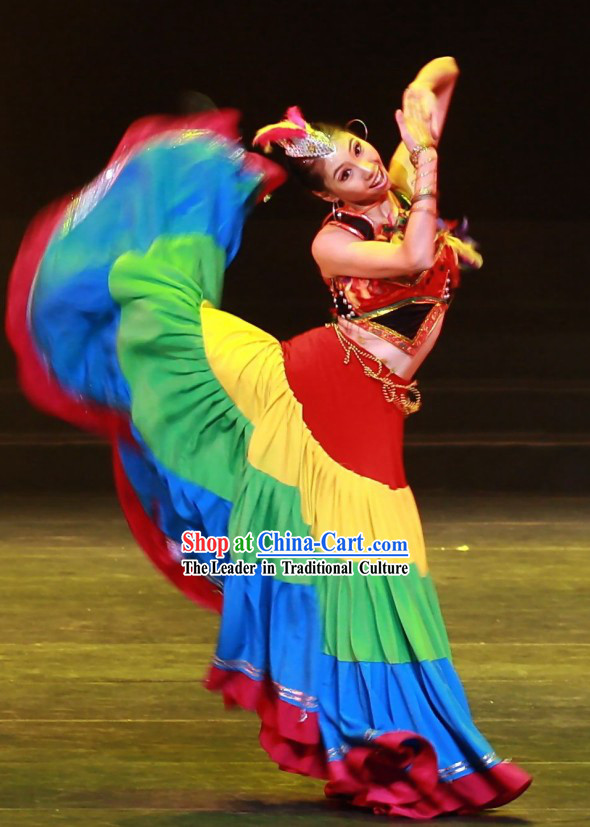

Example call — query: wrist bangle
[410,144,437,168]
[416,150,437,163]
[416,168,437,179]
[411,191,438,204]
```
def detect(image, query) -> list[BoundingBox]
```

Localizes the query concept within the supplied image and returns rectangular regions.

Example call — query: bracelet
[411,191,438,204]
[409,144,437,168]
[416,154,437,167]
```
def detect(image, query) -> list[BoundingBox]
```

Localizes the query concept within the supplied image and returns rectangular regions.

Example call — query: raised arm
[312,168,437,279]
[389,57,460,197]
[313,115,439,281]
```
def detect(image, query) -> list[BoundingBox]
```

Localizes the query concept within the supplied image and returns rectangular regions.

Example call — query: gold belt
[327,322,421,416]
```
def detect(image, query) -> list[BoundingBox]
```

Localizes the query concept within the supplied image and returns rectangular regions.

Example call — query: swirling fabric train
[6,109,531,818]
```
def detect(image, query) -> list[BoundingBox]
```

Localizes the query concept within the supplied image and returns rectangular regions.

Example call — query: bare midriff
[336,311,446,381]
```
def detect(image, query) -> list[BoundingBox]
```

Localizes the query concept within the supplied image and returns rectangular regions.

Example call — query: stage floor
[1,491,588,826]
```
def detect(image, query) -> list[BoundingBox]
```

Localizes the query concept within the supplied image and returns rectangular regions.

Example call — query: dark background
[1,0,587,491]
[0,0,577,219]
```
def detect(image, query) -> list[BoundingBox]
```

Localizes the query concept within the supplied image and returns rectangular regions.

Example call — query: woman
[255,60,481,392]
[6,58,531,819]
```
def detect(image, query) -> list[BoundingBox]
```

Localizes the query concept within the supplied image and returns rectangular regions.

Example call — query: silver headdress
[252,105,336,160]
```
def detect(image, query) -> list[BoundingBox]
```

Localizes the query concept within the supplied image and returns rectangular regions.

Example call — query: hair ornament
[345,118,368,141]
[252,105,336,159]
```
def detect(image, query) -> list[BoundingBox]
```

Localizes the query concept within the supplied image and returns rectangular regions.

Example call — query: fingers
[403,86,438,144]
[404,87,429,128]
[431,111,440,142]
[395,109,408,143]
[396,106,436,152]
[403,87,421,127]
[402,96,427,139]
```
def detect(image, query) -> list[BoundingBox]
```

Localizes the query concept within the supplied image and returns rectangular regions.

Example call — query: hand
[403,82,440,145]
[394,106,437,156]
[394,82,439,153]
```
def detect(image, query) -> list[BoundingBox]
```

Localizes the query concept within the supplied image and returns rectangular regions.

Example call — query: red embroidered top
[319,192,481,355]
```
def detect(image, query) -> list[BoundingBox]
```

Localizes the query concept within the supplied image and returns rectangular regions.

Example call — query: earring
[331,199,341,220]
[345,118,368,141]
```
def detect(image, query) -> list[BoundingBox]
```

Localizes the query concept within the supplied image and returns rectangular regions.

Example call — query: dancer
[6,58,532,818]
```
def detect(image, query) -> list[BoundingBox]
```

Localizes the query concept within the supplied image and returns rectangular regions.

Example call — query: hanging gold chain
[328,322,422,416]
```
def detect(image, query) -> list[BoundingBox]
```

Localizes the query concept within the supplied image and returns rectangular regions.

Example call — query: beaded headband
[252,105,336,162]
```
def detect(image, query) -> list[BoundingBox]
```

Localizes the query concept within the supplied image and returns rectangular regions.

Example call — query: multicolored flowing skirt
[5,110,532,818]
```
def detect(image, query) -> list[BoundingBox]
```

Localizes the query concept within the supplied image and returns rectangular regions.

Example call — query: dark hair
[280,121,345,194]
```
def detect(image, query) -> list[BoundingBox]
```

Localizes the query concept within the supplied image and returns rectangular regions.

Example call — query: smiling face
[312,130,390,206]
